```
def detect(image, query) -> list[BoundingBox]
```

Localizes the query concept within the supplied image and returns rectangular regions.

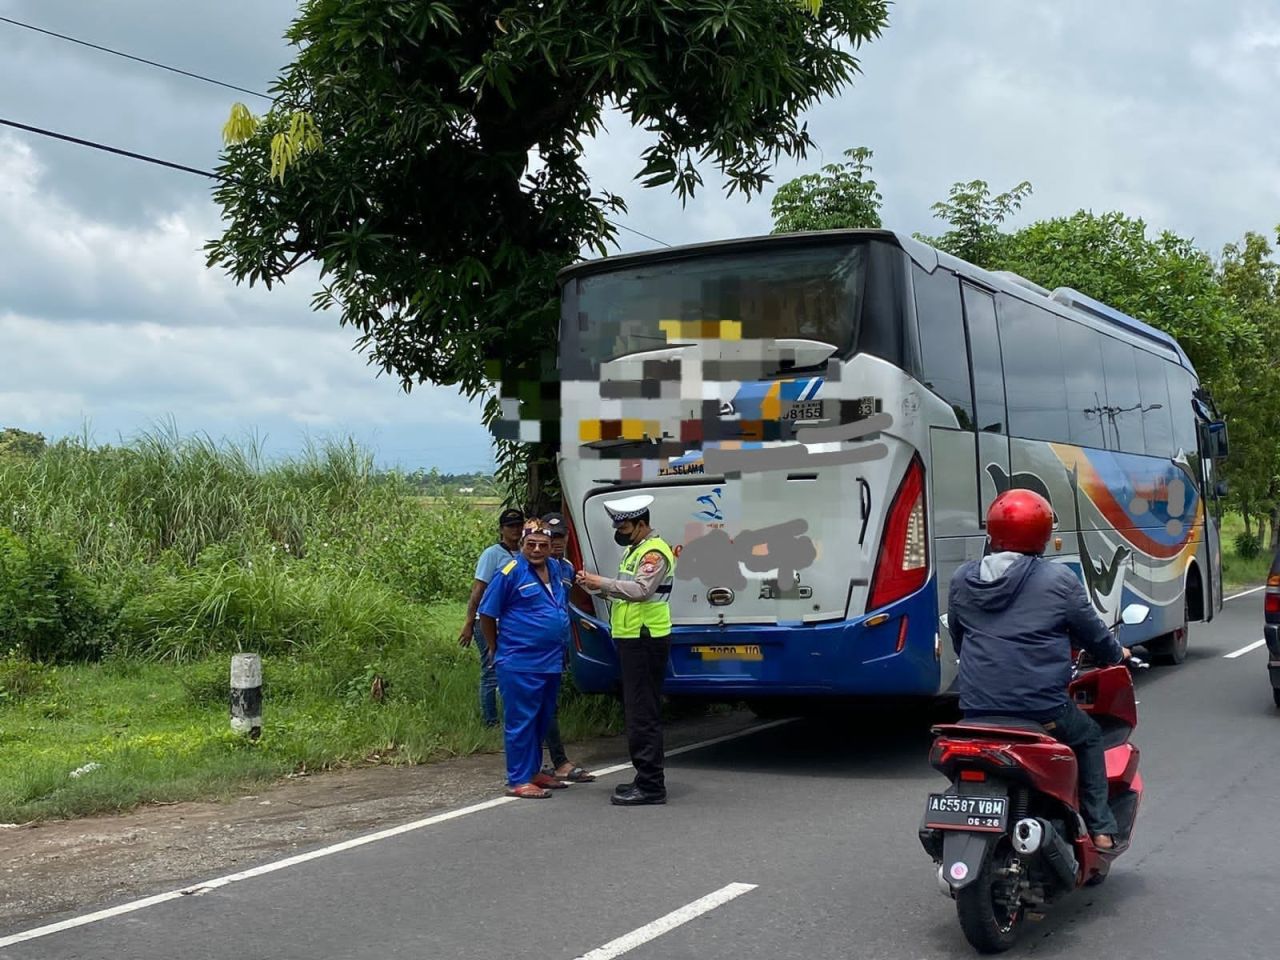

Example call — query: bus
[551,229,1228,709]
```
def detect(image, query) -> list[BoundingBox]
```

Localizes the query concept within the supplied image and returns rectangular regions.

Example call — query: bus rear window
[561,240,907,379]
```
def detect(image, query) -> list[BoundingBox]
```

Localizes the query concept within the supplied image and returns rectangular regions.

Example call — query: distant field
[415,495,502,507]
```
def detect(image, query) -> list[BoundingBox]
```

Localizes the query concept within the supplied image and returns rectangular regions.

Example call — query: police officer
[576,495,676,806]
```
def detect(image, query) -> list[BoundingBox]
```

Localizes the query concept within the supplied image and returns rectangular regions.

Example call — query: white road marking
[0,721,789,948]
[1224,585,1267,602]
[589,717,796,777]
[574,882,758,960]
[1224,638,1267,659]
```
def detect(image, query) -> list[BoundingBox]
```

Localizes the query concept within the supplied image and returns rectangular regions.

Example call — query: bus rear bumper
[568,582,941,698]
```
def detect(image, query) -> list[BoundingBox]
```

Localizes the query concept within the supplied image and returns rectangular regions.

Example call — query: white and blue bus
[552,229,1227,709]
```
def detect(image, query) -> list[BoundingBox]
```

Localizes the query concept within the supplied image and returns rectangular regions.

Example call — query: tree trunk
[1242,509,1253,540]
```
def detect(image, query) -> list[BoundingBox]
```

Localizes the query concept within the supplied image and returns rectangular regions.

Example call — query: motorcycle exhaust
[1035,818,1080,890]
[1012,818,1044,854]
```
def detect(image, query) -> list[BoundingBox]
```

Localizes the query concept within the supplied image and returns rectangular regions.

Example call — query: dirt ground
[0,710,761,933]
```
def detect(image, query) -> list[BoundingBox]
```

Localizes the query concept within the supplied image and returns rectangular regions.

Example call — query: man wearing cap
[539,512,596,784]
[575,495,676,806]
[477,520,572,799]
[458,507,524,727]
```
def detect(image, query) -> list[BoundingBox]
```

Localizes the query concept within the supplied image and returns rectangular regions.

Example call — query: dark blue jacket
[947,553,1123,717]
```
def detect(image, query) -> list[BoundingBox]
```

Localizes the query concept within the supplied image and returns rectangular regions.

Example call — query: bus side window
[1167,366,1199,458]
[997,295,1068,443]
[962,286,1005,434]
[912,266,973,430]
[1060,320,1108,450]
[1136,350,1175,458]
[1101,340,1145,454]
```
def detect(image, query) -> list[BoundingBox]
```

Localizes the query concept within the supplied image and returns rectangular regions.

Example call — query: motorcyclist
[948,489,1131,850]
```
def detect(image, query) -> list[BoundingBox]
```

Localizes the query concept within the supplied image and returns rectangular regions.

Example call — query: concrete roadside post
[231,653,262,740]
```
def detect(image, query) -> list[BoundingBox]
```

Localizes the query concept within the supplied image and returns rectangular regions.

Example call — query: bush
[1233,530,1262,560]
[0,529,110,663]
[0,653,57,703]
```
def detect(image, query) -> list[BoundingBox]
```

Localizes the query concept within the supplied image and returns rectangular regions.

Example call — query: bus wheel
[1149,615,1189,666]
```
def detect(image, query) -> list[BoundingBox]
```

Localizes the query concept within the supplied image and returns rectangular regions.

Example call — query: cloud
[4,0,1280,473]
[578,1,1280,258]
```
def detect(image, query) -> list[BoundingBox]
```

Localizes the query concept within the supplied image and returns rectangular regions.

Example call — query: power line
[2,17,672,247]
[606,219,670,247]
[0,116,222,180]
[0,116,671,247]
[0,14,273,100]
[1,16,672,248]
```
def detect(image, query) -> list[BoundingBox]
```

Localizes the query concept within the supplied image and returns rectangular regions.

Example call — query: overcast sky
[1,1,1276,472]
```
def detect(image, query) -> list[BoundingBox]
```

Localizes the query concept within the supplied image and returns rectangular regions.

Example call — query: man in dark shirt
[948,490,1131,849]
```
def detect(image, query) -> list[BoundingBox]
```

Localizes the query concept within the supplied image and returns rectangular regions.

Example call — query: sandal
[506,783,552,799]
[532,773,569,790]
[558,765,597,783]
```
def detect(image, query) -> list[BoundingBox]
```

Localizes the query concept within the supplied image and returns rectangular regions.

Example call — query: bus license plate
[691,645,763,661]
[925,793,1008,832]
[783,401,823,422]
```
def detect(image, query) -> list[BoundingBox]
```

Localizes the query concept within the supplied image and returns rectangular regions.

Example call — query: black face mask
[614,529,633,547]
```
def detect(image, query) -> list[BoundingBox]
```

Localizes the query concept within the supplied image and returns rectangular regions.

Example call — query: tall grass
[0,430,496,660]
[0,431,631,821]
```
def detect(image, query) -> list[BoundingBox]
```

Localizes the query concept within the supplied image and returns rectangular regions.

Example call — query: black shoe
[613,780,636,796]
[610,785,666,806]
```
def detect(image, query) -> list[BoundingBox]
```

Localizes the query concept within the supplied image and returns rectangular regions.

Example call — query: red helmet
[987,489,1053,554]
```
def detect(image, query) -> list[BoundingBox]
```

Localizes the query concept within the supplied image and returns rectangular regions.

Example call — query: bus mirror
[1214,479,1229,500]
[1121,603,1150,626]
[1208,420,1229,460]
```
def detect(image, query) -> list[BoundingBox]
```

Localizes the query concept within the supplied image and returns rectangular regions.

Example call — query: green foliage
[920,178,1033,268]
[0,529,109,664]
[207,0,890,500]
[0,653,57,704]
[771,146,883,233]
[0,427,46,460]
[1233,530,1262,560]
[1213,232,1280,529]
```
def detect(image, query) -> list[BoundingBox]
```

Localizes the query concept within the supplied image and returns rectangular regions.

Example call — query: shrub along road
[3,593,1277,959]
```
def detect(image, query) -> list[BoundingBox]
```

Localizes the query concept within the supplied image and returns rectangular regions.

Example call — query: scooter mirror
[1120,603,1150,625]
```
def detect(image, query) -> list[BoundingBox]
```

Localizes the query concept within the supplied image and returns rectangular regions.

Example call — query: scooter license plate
[925,793,1008,832]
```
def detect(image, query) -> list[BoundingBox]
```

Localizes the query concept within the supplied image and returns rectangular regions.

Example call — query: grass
[0,602,623,823]
[0,432,625,823]
[1218,512,1272,591]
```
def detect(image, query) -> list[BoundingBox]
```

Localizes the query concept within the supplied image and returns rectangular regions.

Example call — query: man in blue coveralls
[477,519,572,799]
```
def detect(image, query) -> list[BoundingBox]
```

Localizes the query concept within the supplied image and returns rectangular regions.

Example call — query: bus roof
[557,228,1196,374]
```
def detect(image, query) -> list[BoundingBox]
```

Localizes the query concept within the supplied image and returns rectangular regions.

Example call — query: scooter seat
[955,716,1048,733]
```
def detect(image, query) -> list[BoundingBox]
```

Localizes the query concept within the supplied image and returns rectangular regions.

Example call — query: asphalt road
[4,590,1277,960]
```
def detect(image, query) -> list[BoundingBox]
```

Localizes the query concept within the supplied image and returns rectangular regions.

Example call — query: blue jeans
[475,640,498,726]
[1039,701,1119,837]
[967,701,1119,836]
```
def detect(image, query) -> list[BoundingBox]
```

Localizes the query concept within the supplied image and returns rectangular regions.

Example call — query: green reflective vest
[610,535,677,639]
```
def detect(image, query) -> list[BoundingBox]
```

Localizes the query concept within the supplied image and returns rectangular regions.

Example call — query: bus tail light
[1266,574,1280,620]
[868,456,928,611]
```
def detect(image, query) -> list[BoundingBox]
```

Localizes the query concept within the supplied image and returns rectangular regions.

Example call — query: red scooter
[919,603,1150,954]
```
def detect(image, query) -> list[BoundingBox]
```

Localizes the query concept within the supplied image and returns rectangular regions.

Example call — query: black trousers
[617,627,670,794]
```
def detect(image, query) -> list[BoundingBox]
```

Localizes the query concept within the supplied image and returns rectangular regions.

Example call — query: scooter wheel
[956,841,1023,954]
[1085,871,1108,887]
